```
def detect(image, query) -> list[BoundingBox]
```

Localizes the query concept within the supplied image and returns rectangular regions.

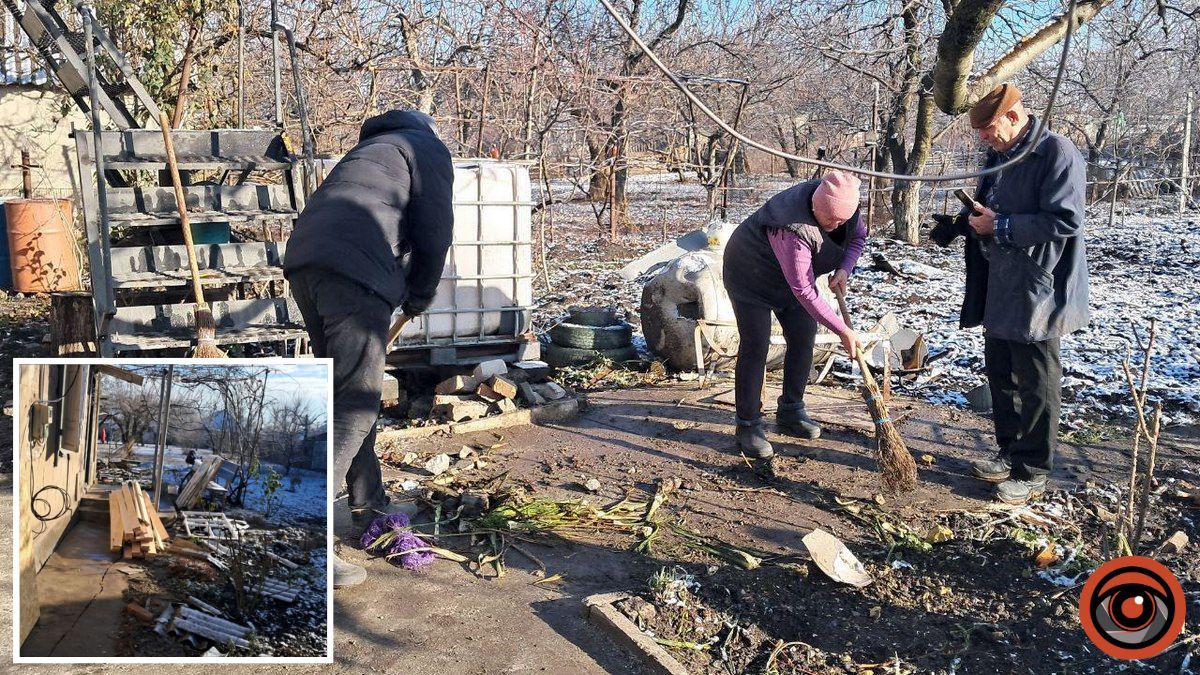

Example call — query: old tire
[566,306,619,327]
[550,321,633,350]
[542,342,639,368]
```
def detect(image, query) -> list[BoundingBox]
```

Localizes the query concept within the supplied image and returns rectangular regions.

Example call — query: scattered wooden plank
[109,489,123,552]
[146,495,170,542]
[177,455,225,509]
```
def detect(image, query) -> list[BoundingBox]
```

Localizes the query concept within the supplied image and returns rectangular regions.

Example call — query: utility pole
[1181,91,1194,214]
[151,365,174,510]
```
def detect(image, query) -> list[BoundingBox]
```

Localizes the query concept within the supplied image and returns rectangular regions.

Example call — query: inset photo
[13,359,333,663]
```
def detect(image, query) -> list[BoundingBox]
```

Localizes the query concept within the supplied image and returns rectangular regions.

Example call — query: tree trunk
[893,86,936,244]
[50,292,96,355]
[587,136,609,201]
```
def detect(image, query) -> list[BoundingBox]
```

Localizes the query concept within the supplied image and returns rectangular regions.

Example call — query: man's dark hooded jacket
[284,110,454,315]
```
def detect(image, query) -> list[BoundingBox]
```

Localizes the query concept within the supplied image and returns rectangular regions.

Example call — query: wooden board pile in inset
[177,454,225,509]
[109,480,170,559]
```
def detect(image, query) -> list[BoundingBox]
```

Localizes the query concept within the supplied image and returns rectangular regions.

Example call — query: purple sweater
[766,215,866,335]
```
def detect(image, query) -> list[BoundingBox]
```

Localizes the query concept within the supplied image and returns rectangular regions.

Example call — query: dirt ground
[356,380,1200,674]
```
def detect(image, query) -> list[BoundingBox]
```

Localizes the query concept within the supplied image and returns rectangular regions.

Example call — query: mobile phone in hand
[954,189,982,215]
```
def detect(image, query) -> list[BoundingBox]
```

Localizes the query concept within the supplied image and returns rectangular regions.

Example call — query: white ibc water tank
[315,158,535,349]
[407,161,534,344]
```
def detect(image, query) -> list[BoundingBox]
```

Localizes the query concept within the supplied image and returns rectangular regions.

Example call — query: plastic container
[316,158,535,346]
[4,198,81,292]
[189,221,231,245]
[412,161,534,343]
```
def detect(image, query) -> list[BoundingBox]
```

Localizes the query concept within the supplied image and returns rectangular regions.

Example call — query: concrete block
[380,373,401,402]
[512,360,552,382]
[435,375,478,395]
[534,382,568,401]
[489,375,519,400]
[472,359,508,380]
[432,395,489,422]
[517,382,545,406]
[476,382,503,403]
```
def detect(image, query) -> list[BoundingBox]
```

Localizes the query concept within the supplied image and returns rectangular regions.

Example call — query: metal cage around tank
[385,160,539,367]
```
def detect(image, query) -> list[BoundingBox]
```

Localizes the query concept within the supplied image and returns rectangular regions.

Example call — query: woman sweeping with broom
[723,171,917,491]
[722,171,868,459]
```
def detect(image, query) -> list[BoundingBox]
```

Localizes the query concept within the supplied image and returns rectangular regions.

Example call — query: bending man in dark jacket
[930,84,1089,505]
[284,110,454,586]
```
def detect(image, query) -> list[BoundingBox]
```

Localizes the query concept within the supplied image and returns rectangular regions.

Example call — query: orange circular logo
[1079,556,1186,660]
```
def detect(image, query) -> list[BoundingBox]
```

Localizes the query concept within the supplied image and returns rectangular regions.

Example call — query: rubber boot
[735,417,774,458]
[777,402,821,439]
[333,552,367,588]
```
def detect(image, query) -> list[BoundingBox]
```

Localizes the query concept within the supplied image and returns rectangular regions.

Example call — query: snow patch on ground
[241,463,328,525]
[850,198,1200,426]
[532,174,1199,427]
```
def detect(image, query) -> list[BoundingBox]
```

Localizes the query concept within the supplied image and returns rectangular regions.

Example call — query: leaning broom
[835,289,917,493]
[159,112,226,358]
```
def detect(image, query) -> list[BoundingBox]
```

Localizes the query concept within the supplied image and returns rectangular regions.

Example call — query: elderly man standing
[930,84,1089,505]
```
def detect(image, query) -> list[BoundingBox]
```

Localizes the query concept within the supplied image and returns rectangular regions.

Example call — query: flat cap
[969,83,1022,129]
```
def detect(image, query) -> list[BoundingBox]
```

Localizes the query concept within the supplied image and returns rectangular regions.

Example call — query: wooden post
[49,292,97,355]
[1108,160,1122,230]
[1181,91,1194,214]
[608,153,617,239]
[866,82,879,230]
[152,365,174,509]
[475,64,491,158]
[11,150,40,199]
[522,41,541,159]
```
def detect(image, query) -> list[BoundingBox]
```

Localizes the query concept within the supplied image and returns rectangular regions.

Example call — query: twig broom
[159,112,225,358]
[835,289,917,493]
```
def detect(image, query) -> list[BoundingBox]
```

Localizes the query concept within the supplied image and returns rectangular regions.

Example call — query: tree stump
[50,292,97,355]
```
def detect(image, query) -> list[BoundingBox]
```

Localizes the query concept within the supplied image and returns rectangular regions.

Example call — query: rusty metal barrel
[4,198,81,292]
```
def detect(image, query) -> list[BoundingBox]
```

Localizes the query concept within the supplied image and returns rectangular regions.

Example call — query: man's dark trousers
[289,268,391,512]
[984,335,1061,480]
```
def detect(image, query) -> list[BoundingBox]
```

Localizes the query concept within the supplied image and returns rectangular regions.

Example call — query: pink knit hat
[813,171,862,223]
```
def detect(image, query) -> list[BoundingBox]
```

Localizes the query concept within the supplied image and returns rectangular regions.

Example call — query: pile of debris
[124,522,327,657]
[177,454,226,509]
[425,358,567,424]
[109,481,170,559]
[98,460,147,485]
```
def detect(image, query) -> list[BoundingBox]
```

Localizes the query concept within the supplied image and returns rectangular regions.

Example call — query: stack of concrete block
[431,359,558,422]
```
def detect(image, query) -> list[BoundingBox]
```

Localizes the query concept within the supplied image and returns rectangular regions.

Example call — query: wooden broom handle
[834,288,880,391]
[159,112,206,307]
[386,313,411,347]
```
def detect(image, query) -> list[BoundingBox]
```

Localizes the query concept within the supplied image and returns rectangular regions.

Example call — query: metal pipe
[274,22,315,197]
[78,2,115,319]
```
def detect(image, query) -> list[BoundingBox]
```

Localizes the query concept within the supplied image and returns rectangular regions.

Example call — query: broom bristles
[192,306,227,358]
[860,384,918,493]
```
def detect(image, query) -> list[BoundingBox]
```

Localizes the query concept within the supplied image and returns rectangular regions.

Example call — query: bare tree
[268,393,315,474]
[102,381,159,458]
